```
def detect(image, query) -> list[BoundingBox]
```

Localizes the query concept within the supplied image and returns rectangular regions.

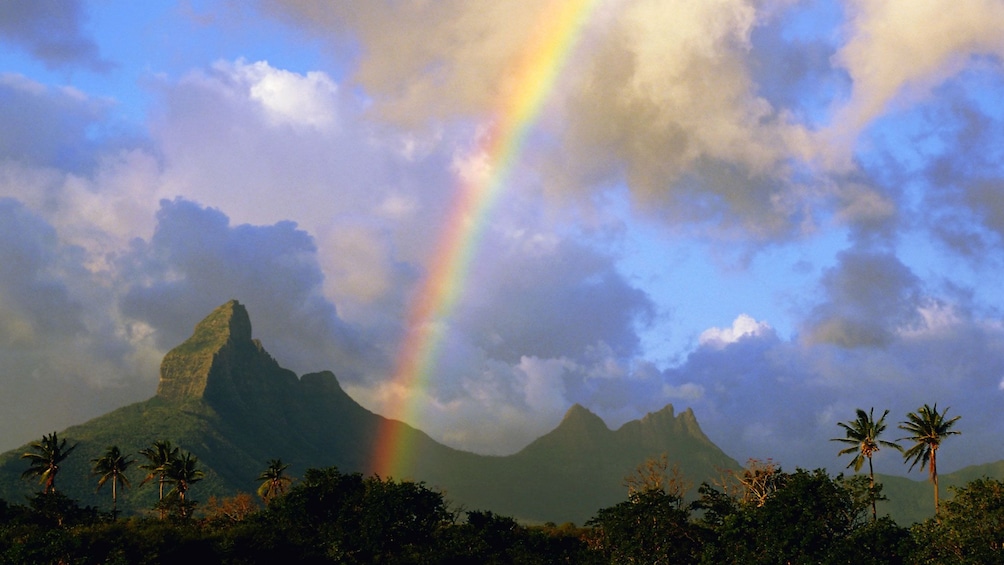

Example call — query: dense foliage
[0,404,990,562]
[4,459,1004,563]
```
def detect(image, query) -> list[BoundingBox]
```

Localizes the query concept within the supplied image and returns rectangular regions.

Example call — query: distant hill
[874,460,1004,525]
[0,300,741,524]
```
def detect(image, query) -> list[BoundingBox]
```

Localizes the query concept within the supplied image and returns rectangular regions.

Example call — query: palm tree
[92,445,134,516]
[139,440,179,501]
[831,408,901,520]
[256,458,292,504]
[165,451,204,518]
[899,404,961,515]
[20,432,77,494]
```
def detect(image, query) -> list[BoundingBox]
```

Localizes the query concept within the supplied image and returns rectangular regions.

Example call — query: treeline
[3,453,1004,562]
[1,403,999,563]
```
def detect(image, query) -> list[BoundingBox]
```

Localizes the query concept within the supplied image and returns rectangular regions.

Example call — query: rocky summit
[156,300,301,415]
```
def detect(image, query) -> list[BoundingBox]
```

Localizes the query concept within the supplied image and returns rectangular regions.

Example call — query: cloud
[0,198,153,450]
[0,198,86,342]
[699,314,774,348]
[259,0,568,124]
[802,249,925,347]
[151,58,457,255]
[261,0,817,242]
[0,0,113,72]
[234,60,340,130]
[458,232,655,363]
[118,198,375,381]
[0,74,110,171]
[825,0,1004,161]
[659,305,1004,473]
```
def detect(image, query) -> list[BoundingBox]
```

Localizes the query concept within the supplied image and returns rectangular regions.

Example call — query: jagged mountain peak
[615,404,715,449]
[184,299,252,350]
[156,299,294,405]
[639,404,677,426]
[558,403,610,432]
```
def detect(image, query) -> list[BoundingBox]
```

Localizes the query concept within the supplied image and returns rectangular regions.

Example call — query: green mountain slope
[1,299,742,523]
[874,460,1004,526]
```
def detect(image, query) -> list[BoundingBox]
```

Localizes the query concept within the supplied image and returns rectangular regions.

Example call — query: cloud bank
[0,1,1003,475]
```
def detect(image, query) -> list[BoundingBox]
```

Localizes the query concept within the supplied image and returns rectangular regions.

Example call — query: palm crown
[92,445,134,512]
[20,432,77,494]
[165,451,204,502]
[899,403,961,515]
[257,458,292,504]
[832,408,901,473]
[139,440,179,500]
[899,404,961,473]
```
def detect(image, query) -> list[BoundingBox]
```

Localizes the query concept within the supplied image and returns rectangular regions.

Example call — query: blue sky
[1,0,1004,477]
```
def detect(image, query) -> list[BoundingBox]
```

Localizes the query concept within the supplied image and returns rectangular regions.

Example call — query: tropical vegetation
[898,403,962,515]
[831,407,902,520]
[19,432,76,495]
[0,405,999,563]
[256,458,291,504]
[91,445,133,516]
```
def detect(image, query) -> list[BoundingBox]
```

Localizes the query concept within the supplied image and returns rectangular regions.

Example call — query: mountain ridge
[0,299,815,523]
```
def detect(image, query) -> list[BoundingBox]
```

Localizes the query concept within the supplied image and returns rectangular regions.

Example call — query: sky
[1,0,1003,478]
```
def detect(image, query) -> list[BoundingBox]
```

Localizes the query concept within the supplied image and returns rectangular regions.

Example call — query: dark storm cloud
[119,198,376,380]
[802,249,924,348]
[0,198,150,450]
[0,198,85,340]
[459,235,654,363]
[0,74,108,171]
[0,0,113,72]
[656,325,832,464]
[659,309,1004,472]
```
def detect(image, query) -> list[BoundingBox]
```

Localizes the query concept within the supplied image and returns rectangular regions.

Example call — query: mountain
[875,459,1004,525]
[0,300,740,524]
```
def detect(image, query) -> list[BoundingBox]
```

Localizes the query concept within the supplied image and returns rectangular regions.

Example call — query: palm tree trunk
[867,456,877,521]
[931,449,940,518]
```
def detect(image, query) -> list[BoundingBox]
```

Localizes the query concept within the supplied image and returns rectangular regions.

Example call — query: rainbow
[371,0,604,478]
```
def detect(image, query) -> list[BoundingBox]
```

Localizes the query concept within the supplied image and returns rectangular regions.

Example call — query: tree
[165,451,204,504]
[264,467,450,562]
[150,450,204,521]
[735,458,782,507]
[910,477,1004,563]
[204,492,258,524]
[139,440,179,501]
[623,453,691,504]
[587,489,702,564]
[832,408,901,520]
[91,445,133,516]
[256,458,292,505]
[899,404,961,516]
[699,468,909,564]
[20,432,77,494]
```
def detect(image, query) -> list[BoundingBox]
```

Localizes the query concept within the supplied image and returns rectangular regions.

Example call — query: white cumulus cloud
[699,314,773,348]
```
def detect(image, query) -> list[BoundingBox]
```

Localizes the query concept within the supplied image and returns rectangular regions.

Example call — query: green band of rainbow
[372,0,603,478]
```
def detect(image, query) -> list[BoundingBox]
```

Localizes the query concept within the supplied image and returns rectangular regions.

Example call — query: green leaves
[256,458,291,504]
[898,404,962,515]
[898,404,961,474]
[20,432,77,494]
[832,408,901,473]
